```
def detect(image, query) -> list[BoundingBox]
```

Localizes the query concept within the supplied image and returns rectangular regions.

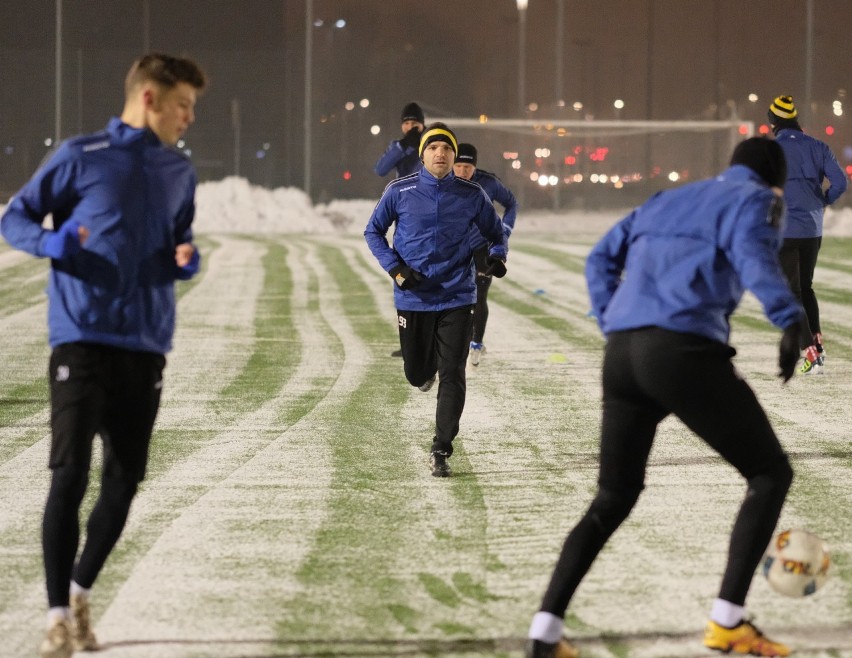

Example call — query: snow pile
[4,177,852,237]
[194,177,336,234]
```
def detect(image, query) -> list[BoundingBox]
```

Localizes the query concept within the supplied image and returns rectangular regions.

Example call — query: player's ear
[141,84,157,110]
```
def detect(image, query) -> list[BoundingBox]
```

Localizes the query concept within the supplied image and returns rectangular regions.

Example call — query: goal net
[432,117,755,211]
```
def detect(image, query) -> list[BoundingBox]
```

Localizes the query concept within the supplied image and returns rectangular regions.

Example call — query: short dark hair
[125,53,207,96]
[730,137,787,188]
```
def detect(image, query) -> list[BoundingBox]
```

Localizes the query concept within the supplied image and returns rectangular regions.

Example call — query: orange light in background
[846,165,852,176]
[343,171,352,180]
[825,126,835,136]
[738,124,749,135]
[564,156,576,165]
[758,124,770,135]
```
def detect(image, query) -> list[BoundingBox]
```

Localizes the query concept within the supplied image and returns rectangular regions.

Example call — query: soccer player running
[767,95,848,375]
[365,123,507,478]
[452,143,518,366]
[526,138,806,658]
[375,101,427,357]
[374,101,426,179]
[1,53,206,658]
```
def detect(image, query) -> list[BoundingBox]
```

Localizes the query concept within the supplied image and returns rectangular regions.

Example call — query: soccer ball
[762,529,830,597]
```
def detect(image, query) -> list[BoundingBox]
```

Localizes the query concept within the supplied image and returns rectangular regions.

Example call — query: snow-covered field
[0,177,850,657]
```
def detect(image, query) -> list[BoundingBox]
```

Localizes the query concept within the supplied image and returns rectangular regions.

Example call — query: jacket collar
[418,167,456,185]
[106,116,162,147]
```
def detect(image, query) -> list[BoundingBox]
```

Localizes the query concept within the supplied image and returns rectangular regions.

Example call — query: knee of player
[49,463,90,502]
[747,454,793,497]
[588,486,641,531]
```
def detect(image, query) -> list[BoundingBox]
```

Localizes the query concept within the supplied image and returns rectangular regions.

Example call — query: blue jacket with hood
[775,128,847,238]
[365,167,507,312]
[586,165,804,344]
[0,117,198,353]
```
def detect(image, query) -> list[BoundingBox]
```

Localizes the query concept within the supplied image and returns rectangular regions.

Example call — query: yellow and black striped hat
[418,122,458,158]
[768,95,797,122]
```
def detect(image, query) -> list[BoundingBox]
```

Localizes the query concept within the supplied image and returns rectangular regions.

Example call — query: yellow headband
[418,128,458,157]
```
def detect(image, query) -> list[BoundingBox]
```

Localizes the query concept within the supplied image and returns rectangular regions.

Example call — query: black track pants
[397,305,474,455]
[540,328,792,615]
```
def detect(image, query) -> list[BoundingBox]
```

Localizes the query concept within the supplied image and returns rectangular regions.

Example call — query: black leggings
[540,329,792,616]
[779,236,821,347]
[472,246,492,344]
[43,343,164,607]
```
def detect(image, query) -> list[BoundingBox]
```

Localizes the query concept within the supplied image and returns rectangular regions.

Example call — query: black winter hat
[456,143,478,166]
[730,137,787,188]
[400,102,425,124]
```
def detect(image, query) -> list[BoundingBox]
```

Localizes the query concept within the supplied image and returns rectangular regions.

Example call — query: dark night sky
[1,0,850,202]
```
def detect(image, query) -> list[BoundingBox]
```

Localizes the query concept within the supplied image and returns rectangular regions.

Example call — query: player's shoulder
[455,176,486,193]
[474,169,501,183]
[381,172,419,197]
[56,130,111,158]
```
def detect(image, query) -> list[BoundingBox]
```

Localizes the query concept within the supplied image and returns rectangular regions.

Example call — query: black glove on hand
[778,319,805,383]
[389,264,422,290]
[400,127,422,150]
[484,256,507,278]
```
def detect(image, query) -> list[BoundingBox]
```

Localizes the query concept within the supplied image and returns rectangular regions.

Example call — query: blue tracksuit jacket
[0,117,198,353]
[365,167,507,311]
[586,165,804,344]
[469,168,518,250]
[775,128,847,238]
[374,140,422,178]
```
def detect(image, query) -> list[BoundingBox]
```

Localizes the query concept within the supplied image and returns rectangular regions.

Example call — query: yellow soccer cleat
[526,638,580,658]
[704,619,790,657]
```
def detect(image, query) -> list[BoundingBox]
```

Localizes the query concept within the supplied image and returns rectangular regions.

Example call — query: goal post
[431,117,755,210]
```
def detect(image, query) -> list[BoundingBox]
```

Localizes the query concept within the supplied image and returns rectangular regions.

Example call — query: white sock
[70,581,91,599]
[710,598,745,628]
[47,607,69,628]
[529,611,564,643]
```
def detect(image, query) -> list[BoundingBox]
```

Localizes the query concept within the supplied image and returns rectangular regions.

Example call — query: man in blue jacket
[365,123,507,477]
[768,95,848,375]
[1,52,206,658]
[526,138,805,658]
[453,142,518,366]
[374,101,425,179]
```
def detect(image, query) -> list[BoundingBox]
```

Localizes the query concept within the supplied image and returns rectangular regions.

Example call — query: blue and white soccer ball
[762,528,830,597]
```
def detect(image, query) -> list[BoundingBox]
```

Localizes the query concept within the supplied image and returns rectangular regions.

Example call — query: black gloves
[484,256,507,278]
[778,318,807,382]
[389,263,423,290]
[400,127,422,151]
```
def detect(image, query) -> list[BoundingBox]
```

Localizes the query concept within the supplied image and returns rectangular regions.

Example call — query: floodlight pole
[804,0,813,122]
[516,0,528,117]
[55,0,62,142]
[304,0,313,197]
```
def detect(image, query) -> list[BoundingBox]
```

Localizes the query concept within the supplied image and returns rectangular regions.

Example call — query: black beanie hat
[418,122,458,158]
[730,137,787,188]
[400,102,425,124]
[456,143,478,166]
